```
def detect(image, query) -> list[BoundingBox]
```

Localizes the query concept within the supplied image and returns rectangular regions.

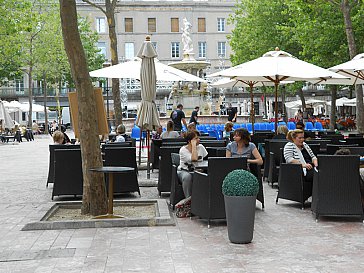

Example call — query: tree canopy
[228,0,364,68]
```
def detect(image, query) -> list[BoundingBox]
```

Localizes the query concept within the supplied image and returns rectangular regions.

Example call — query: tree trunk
[59,0,107,216]
[56,81,62,126]
[27,66,33,128]
[329,86,337,131]
[340,0,363,132]
[106,0,123,126]
[43,73,49,134]
[297,88,306,111]
[341,0,357,59]
[355,84,364,132]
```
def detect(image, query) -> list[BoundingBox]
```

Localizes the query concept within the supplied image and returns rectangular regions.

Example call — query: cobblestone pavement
[0,135,363,273]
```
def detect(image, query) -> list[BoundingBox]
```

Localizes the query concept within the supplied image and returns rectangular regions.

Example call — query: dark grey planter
[224,195,256,244]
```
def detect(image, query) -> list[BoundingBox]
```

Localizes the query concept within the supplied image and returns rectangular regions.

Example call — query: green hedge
[222,169,259,196]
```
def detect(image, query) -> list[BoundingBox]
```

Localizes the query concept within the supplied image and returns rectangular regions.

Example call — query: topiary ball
[222,169,259,196]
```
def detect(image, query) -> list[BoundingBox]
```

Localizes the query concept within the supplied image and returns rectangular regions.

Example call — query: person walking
[189,106,199,125]
[170,104,187,132]
[226,103,237,122]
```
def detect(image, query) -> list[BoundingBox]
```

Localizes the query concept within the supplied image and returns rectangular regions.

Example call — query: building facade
[76,0,235,73]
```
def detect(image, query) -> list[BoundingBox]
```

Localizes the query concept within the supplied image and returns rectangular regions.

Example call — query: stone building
[76,0,235,72]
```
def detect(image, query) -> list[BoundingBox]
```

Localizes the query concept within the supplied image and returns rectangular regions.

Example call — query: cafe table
[89,166,135,219]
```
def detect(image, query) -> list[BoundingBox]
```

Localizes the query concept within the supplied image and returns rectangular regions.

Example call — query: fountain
[168,18,211,115]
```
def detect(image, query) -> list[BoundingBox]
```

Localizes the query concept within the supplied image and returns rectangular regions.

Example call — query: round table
[89,166,135,218]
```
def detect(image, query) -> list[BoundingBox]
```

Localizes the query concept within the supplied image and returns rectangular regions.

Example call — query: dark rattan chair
[311,155,363,221]
[47,144,80,187]
[191,157,247,228]
[158,146,181,196]
[52,149,83,199]
[170,153,184,209]
[104,147,140,195]
[267,140,288,186]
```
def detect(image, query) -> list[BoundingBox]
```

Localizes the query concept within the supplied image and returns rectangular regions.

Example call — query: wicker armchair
[311,155,363,221]
[191,157,247,228]
[52,149,83,199]
[104,147,140,195]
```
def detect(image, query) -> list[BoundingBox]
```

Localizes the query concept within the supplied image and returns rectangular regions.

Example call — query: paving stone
[0,135,364,272]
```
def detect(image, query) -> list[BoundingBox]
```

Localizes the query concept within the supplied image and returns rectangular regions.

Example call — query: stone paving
[0,135,363,273]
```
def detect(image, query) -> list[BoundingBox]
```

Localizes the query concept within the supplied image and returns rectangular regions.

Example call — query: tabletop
[89,166,135,173]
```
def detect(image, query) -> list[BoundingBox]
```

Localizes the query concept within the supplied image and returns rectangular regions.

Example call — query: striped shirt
[283,142,317,164]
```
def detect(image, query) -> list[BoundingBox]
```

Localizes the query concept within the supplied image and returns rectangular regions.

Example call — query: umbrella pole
[138,128,142,165]
[274,82,279,134]
[147,130,150,179]
[249,84,254,134]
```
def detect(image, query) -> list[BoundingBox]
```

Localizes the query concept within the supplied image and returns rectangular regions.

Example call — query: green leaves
[222,169,259,197]
[229,0,364,68]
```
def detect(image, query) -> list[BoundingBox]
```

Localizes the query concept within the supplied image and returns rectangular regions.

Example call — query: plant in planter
[222,169,259,244]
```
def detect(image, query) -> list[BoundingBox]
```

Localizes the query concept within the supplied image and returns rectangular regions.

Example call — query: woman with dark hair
[283,129,318,183]
[177,130,208,198]
[226,128,263,165]
[60,125,71,144]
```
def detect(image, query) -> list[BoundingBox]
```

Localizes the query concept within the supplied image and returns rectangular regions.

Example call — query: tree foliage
[229,0,364,68]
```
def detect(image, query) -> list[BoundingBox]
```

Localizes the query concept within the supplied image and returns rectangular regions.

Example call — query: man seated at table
[177,130,208,198]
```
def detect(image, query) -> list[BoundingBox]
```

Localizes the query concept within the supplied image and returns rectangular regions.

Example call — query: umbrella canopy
[0,100,14,130]
[214,48,347,132]
[19,102,47,113]
[90,58,205,83]
[135,36,160,131]
[285,99,327,109]
[327,53,364,85]
[3,100,22,113]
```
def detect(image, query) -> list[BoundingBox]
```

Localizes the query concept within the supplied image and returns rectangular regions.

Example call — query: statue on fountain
[181,18,194,59]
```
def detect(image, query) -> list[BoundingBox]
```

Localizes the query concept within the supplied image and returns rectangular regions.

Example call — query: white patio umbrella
[135,37,160,130]
[0,100,14,130]
[214,48,347,132]
[3,100,22,113]
[90,57,205,83]
[327,53,364,85]
[135,36,160,179]
[19,102,48,113]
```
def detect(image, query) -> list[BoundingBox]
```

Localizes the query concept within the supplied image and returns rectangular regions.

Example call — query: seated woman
[52,131,64,145]
[273,125,288,139]
[223,121,234,140]
[177,130,208,198]
[283,129,318,183]
[161,120,180,139]
[226,128,263,165]
[60,125,71,144]
[152,126,163,140]
[115,124,126,142]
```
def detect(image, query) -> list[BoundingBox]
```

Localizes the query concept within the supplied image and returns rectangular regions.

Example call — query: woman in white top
[178,130,208,198]
[161,120,180,139]
[283,129,318,183]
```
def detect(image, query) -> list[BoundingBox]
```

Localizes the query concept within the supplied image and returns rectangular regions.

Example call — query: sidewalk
[0,136,363,273]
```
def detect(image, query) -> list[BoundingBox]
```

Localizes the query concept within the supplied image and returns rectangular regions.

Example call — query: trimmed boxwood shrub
[222,169,259,196]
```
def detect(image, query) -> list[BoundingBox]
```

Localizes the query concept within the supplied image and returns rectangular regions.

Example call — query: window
[171,18,179,32]
[198,42,206,58]
[125,43,134,60]
[148,18,156,33]
[217,18,225,32]
[96,17,106,33]
[97,42,107,58]
[218,42,226,58]
[171,42,180,58]
[198,18,206,32]
[125,18,133,32]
